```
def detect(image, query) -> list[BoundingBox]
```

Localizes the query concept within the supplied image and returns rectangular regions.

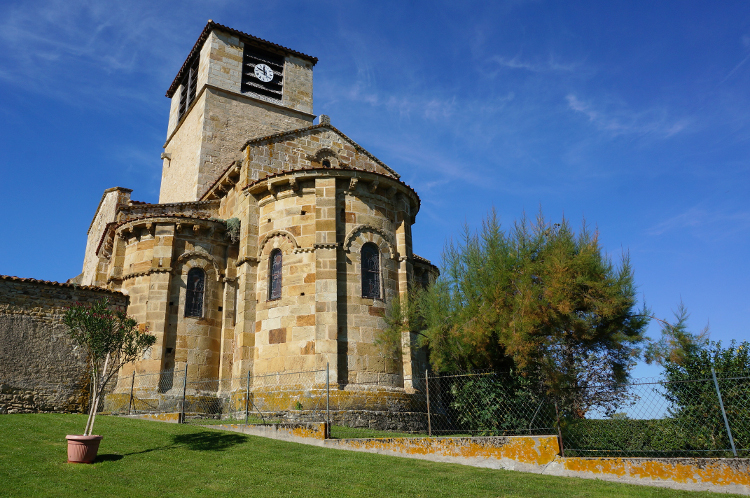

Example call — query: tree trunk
[86,353,110,436]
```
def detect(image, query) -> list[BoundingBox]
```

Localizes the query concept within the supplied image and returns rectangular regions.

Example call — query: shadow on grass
[172,431,248,451]
[95,454,124,462]
[119,429,249,458]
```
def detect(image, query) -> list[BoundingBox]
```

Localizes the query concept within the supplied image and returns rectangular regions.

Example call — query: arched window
[269,249,282,300]
[361,243,380,299]
[185,268,205,317]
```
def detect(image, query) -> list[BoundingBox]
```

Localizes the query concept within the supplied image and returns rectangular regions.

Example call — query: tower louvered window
[269,249,282,300]
[361,243,381,299]
[178,55,199,120]
[185,268,205,317]
[241,44,284,101]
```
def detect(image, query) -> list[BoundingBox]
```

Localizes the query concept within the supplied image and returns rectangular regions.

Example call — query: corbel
[236,256,259,267]
[387,187,398,199]
[119,226,131,242]
[289,176,299,192]
[348,177,359,193]
[369,180,379,193]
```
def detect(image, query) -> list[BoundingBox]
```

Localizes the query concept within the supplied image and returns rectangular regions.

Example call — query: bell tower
[159,21,318,203]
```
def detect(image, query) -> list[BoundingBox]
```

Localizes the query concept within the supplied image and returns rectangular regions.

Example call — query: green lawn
[0,414,740,498]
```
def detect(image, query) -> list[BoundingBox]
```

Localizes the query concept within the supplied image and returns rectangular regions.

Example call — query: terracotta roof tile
[242,167,420,206]
[94,214,225,258]
[0,274,125,295]
[413,254,438,268]
[199,160,240,201]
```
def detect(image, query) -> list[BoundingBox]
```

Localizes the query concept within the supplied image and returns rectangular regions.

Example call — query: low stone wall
[547,456,750,495]
[203,420,750,494]
[327,436,750,494]
[210,422,327,441]
[0,275,128,414]
[328,435,560,469]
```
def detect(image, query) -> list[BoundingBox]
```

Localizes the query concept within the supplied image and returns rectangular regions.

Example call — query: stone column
[314,177,339,384]
[395,196,417,391]
[231,189,258,384]
[218,277,237,392]
[143,223,175,374]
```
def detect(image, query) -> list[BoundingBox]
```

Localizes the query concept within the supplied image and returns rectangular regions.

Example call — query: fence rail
[99,367,749,458]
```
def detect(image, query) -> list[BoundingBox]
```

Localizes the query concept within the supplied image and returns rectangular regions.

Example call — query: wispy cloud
[719,34,750,84]
[566,94,691,138]
[647,205,750,237]
[491,54,579,73]
[0,0,192,107]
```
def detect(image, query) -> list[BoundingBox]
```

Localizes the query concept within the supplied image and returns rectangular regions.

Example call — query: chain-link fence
[100,367,749,457]
[410,371,558,437]
[104,367,331,426]
[558,374,749,458]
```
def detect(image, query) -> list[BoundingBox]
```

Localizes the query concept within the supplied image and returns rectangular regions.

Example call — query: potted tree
[63,298,156,463]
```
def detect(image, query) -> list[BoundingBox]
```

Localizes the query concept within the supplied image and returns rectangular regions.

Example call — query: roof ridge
[242,167,420,206]
[239,123,400,179]
[0,274,125,294]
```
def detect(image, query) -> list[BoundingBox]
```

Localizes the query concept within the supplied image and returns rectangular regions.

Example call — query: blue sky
[1,0,748,377]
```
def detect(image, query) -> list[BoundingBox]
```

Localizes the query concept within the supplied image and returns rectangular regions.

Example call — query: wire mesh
[98,367,750,457]
[102,368,329,426]
[412,371,557,437]
[557,376,750,457]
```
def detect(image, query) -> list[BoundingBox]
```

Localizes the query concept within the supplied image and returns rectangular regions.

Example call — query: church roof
[166,21,318,98]
[243,167,419,201]
[0,274,125,295]
[240,123,401,179]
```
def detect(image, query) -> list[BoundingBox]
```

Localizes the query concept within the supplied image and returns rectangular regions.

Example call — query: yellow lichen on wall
[562,457,750,487]
[343,436,560,466]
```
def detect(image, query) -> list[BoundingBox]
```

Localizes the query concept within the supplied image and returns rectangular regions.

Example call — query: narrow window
[269,249,282,300]
[185,268,205,317]
[361,243,380,299]
[178,55,199,120]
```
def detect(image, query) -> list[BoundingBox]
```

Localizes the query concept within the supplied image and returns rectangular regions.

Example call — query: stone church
[77,21,436,413]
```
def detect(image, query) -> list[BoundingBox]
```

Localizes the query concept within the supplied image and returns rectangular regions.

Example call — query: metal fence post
[127,371,135,415]
[245,369,251,426]
[181,363,188,424]
[711,367,737,457]
[426,370,431,437]
[554,400,565,458]
[326,362,330,438]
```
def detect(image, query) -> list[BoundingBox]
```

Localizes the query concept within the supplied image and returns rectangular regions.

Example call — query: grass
[0,414,742,498]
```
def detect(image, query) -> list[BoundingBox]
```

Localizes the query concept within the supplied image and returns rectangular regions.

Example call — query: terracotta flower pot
[66,435,103,464]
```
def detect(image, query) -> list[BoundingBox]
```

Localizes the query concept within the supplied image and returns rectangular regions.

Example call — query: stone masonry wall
[245,128,399,186]
[253,187,319,375]
[80,187,132,286]
[196,88,314,199]
[0,276,128,414]
[160,91,207,203]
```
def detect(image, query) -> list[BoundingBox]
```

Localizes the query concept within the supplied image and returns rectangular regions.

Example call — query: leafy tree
[63,299,156,435]
[656,317,750,455]
[387,210,649,417]
[447,370,555,436]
